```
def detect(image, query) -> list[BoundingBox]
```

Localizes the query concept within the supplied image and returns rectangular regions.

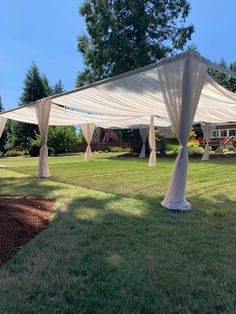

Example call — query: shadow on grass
[0,175,236,313]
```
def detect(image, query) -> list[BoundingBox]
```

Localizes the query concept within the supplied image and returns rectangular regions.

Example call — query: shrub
[166,144,180,153]
[109,146,131,153]
[4,150,28,157]
[28,133,42,157]
[187,140,200,148]
[227,145,236,152]
[48,126,77,156]
[0,151,3,158]
[188,146,204,155]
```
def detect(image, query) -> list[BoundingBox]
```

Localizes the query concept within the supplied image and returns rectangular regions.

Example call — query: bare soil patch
[0,195,54,266]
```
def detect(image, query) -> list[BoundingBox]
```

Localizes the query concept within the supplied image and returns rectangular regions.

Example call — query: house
[210,123,236,148]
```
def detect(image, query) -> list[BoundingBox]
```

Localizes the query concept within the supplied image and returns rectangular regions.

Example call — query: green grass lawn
[0,153,236,313]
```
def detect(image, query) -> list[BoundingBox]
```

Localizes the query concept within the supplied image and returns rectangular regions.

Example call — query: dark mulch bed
[0,196,54,266]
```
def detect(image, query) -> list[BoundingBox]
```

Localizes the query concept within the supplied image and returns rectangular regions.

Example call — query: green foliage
[53,80,64,94]
[77,0,194,86]
[5,63,65,151]
[5,120,39,150]
[28,133,42,148]
[166,143,180,153]
[223,145,236,154]
[0,96,6,151]
[187,140,200,148]
[109,146,131,153]
[227,145,236,152]
[6,63,50,150]
[27,133,43,157]
[77,130,85,143]
[188,146,204,155]
[208,59,236,92]
[48,126,77,155]
[167,140,203,155]
[4,149,28,157]
[20,63,49,105]
[0,96,4,112]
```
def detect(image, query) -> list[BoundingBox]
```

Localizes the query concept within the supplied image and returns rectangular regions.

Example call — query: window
[213,130,219,138]
[220,130,228,137]
[229,129,236,136]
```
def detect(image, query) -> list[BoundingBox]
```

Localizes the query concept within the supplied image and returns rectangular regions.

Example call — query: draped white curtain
[81,123,95,161]
[148,115,156,167]
[0,117,7,138]
[157,52,208,210]
[201,122,216,160]
[139,128,149,158]
[36,99,51,177]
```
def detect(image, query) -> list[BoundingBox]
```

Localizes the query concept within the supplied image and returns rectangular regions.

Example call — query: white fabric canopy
[51,55,236,125]
[201,122,216,161]
[81,123,95,161]
[139,128,149,158]
[0,103,171,129]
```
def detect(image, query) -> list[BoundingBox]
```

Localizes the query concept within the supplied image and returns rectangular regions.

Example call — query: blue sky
[1,0,236,110]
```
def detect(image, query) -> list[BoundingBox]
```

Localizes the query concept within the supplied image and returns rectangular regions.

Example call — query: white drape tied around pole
[36,99,51,178]
[148,115,156,167]
[157,52,208,210]
[139,128,149,158]
[201,122,216,161]
[0,117,7,138]
[81,123,95,161]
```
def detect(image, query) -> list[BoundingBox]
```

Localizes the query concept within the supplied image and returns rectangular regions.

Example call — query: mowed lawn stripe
[0,154,235,313]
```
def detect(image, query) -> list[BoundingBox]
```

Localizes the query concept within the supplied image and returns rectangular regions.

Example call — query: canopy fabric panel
[157,51,208,211]
[50,55,236,125]
[36,99,51,178]
[0,103,171,128]
[201,122,216,161]
[2,51,236,126]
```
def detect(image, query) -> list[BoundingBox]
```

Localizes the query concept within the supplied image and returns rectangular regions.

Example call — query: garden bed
[0,195,54,266]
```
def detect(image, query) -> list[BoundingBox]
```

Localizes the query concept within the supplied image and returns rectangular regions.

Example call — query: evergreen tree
[209,59,236,93]
[0,96,6,152]
[0,96,4,112]
[20,63,49,104]
[77,0,194,86]
[6,63,50,150]
[53,80,64,94]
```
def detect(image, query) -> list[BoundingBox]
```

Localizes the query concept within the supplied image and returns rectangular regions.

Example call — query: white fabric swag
[157,53,208,210]
[0,117,7,138]
[148,116,156,167]
[201,122,216,161]
[139,128,149,158]
[81,123,95,161]
[36,99,52,177]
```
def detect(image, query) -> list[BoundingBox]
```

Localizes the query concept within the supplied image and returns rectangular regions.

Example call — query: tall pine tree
[6,63,50,150]
[0,96,4,112]
[77,0,194,86]
[0,96,5,152]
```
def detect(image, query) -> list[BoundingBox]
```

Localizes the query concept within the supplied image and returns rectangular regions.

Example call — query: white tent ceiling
[1,51,236,127]
[0,103,171,128]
